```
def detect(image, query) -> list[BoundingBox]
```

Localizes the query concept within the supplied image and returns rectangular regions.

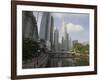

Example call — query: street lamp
[37,49,40,68]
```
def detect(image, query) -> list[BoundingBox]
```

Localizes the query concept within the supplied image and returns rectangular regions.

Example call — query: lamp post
[37,49,40,68]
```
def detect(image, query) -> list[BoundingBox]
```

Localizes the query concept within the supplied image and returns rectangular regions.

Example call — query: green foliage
[23,38,40,61]
[73,43,89,54]
[63,59,72,67]
[75,58,89,66]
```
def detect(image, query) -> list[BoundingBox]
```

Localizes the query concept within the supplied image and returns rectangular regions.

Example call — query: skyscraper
[22,11,38,40]
[39,12,54,50]
[50,16,54,49]
[54,29,59,51]
[39,12,50,50]
[61,36,65,50]
[69,37,72,50]
[39,12,50,41]
[64,26,69,51]
[33,12,43,37]
[73,40,78,46]
[61,21,69,51]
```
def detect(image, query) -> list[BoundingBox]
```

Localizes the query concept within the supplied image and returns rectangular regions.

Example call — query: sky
[51,12,89,43]
[33,11,89,43]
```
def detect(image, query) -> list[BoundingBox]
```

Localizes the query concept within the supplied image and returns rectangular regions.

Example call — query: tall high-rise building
[39,12,54,50]
[73,40,78,46]
[33,12,43,37]
[50,16,54,49]
[22,11,38,40]
[39,12,50,41]
[54,29,59,51]
[64,26,69,51]
[61,21,69,51]
[61,36,65,50]
[69,37,72,50]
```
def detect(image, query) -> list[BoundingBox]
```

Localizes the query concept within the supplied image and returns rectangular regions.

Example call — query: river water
[57,57,89,67]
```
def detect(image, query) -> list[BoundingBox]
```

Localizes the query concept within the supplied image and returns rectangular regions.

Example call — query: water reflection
[62,57,89,67]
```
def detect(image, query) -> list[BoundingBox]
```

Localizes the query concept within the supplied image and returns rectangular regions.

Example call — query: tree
[73,43,89,54]
[23,38,40,61]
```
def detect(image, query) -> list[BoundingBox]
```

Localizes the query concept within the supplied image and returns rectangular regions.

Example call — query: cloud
[59,23,84,43]
[51,13,84,33]
[60,23,84,37]
[66,23,84,33]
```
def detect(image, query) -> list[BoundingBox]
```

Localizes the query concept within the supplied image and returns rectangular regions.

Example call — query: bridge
[48,51,76,58]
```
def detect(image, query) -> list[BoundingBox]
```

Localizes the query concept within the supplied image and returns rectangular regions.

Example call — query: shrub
[22,38,40,61]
